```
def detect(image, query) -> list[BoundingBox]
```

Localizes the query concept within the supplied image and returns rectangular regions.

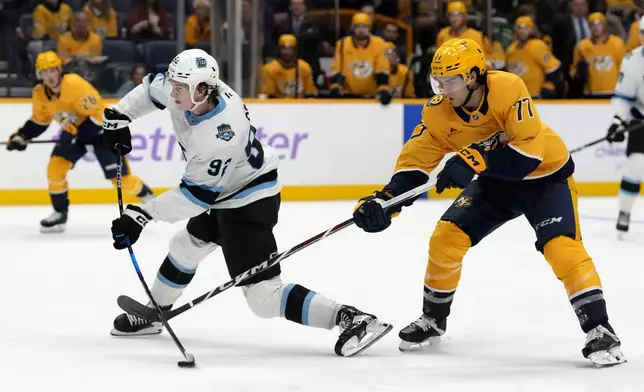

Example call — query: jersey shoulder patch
[216,123,235,142]
[427,94,445,107]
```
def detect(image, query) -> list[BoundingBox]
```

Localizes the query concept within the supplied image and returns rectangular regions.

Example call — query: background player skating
[102,49,392,357]
[353,38,625,367]
[5,51,153,232]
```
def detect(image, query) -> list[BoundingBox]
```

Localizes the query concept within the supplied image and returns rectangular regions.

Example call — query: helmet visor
[430,75,467,95]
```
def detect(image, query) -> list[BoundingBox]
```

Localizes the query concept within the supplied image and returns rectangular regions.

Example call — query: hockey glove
[111,205,153,249]
[377,90,393,106]
[436,155,476,194]
[103,108,133,155]
[353,190,400,233]
[606,116,626,143]
[6,132,28,151]
[455,143,488,173]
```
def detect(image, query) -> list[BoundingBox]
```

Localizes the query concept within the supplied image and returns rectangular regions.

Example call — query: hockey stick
[114,151,196,368]
[569,122,644,154]
[0,139,58,146]
[117,179,437,322]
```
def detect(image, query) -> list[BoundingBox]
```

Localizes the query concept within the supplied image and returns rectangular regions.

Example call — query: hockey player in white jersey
[607,16,644,237]
[102,49,392,356]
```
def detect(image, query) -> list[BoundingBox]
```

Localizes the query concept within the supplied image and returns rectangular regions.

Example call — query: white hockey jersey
[114,73,281,223]
[612,46,644,122]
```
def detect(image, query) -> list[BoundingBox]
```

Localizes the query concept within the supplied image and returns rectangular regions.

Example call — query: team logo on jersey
[478,131,508,152]
[454,196,473,208]
[471,113,480,121]
[196,57,207,68]
[593,56,614,72]
[350,61,374,78]
[216,124,235,142]
[427,94,444,106]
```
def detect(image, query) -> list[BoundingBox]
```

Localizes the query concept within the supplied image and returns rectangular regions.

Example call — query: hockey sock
[618,177,640,214]
[570,287,608,333]
[280,284,341,330]
[49,190,69,212]
[151,254,196,307]
[423,285,455,320]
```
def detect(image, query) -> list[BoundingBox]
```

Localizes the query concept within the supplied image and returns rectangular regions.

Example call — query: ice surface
[1,197,643,392]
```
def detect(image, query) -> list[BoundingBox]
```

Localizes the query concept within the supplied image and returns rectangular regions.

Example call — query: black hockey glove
[377,90,392,106]
[436,155,476,194]
[353,190,400,233]
[606,116,626,143]
[103,108,133,155]
[6,132,28,151]
[111,205,153,249]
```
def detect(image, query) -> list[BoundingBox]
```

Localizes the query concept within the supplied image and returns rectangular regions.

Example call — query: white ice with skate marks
[0,197,643,392]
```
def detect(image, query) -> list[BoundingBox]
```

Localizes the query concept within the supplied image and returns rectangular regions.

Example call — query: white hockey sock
[618,153,644,213]
[151,254,196,307]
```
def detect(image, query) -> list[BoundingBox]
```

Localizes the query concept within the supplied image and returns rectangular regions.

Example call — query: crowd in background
[0,0,642,101]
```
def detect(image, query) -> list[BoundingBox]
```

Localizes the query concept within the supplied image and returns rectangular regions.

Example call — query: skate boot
[398,314,446,352]
[110,309,167,337]
[334,305,392,357]
[582,323,626,367]
[616,211,630,239]
[40,211,67,233]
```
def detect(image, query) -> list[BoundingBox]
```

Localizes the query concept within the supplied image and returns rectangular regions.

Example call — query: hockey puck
[177,353,196,368]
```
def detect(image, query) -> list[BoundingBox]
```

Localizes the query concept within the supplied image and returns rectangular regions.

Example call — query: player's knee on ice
[242,276,340,329]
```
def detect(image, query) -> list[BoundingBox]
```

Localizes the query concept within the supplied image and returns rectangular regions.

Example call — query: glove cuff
[124,205,153,227]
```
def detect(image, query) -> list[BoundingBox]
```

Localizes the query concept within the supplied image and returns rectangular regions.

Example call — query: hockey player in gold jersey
[435,2,492,60]
[259,34,318,99]
[353,38,626,367]
[571,13,625,98]
[385,45,415,98]
[505,16,563,98]
[330,13,392,105]
[5,52,153,233]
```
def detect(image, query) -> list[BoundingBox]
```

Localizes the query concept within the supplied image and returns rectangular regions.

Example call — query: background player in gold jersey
[5,51,153,233]
[385,45,415,98]
[435,2,493,62]
[505,16,563,98]
[259,34,318,99]
[330,13,392,105]
[353,38,625,367]
[571,13,625,98]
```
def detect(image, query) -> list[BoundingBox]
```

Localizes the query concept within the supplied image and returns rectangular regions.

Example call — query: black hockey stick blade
[116,180,437,322]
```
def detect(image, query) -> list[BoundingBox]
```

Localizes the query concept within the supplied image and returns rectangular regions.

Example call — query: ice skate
[582,324,626,368]
[110,312,164,337]
[40,211,67,233]
[398,314,446,352]
[334,305,392,357]
[616,211,630,240]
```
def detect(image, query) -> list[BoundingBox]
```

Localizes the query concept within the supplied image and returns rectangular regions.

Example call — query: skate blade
[109,326,163,337]
[398,335,448,352]
[40,224,65,233]
[589,346,627,368]
[338,320,393,357]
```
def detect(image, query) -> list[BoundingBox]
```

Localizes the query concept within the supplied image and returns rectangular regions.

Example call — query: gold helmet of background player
[432,38,487,81]
[514,16,535,29]
[352,12,371,26]
[447,1,467,14]
[35,51,62,75]
[588,12,606,25]
[278,34,297,48]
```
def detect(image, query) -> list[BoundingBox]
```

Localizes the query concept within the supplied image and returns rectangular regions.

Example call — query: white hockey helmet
[167,48,220,109]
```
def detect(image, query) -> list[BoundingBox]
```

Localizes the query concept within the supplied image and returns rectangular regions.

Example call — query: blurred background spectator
[117,63,149,97]
[0,0,641,99]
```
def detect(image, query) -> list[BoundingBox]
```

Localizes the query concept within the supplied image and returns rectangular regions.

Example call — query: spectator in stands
[435,2,492,57]
[259,34,317,99]
[398,0,439,53]
[127,0,170,41]
[185,0,211,47]
[85,0,118,38]
[360,3,383,36]
[625,15,643,51]
[58,11,104,64]
[505,16,563,99]
[117,63,149,97]
[551,0,590,97]
[571,12,625,98]
[385,45,414,98]
[330,13,391,105]
[31,0,73,40]
[382,22,406,63]
[274,0,330,85]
